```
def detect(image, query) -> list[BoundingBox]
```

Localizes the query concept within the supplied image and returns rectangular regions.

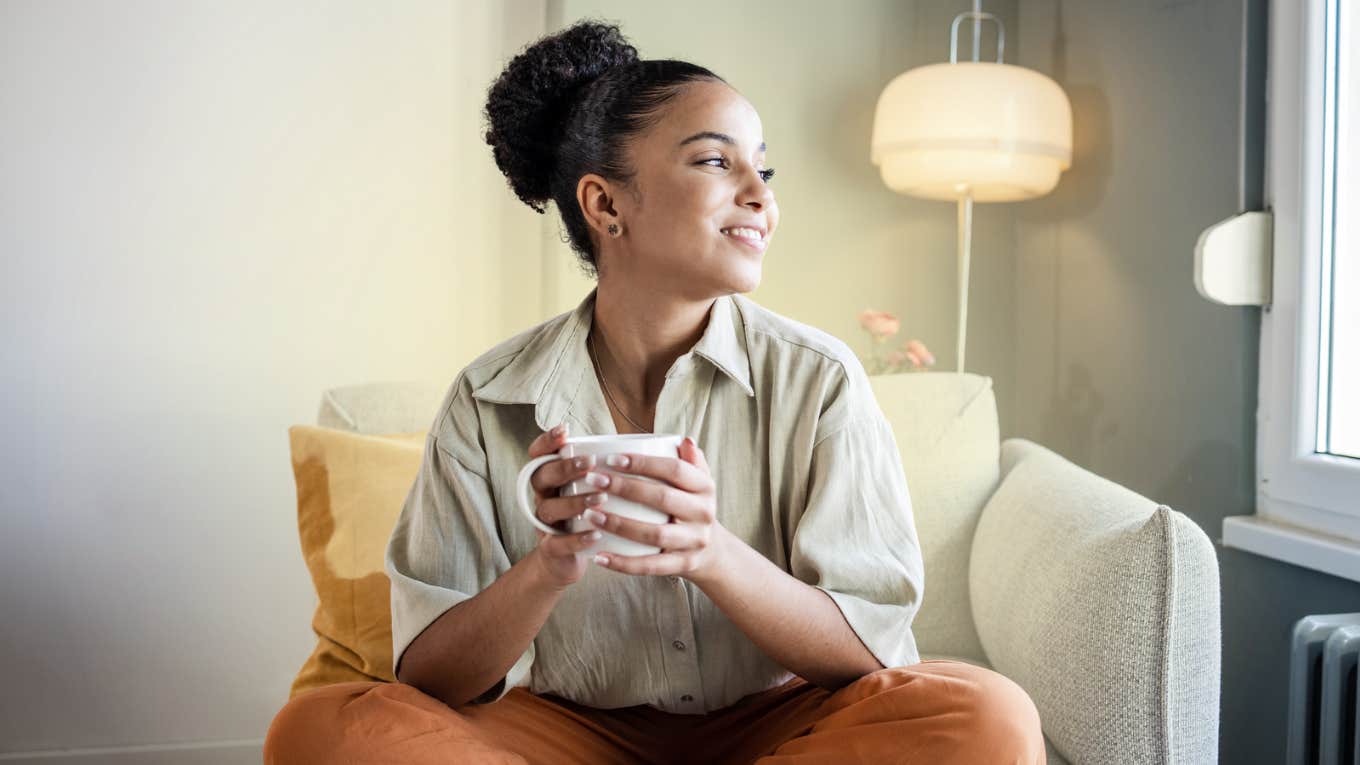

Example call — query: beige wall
[0,1,545,760]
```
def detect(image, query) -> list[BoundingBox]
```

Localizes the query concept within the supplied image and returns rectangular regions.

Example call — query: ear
[576,173,621,238]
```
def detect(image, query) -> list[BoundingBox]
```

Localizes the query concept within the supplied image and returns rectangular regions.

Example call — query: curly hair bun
[484,21,639,212]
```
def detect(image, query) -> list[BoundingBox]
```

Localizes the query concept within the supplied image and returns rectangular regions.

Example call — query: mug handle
[516,453,571,536]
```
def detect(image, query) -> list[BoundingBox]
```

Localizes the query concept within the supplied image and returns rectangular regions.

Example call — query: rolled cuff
[817,585,922,670]
[390,577,534,704]
[471,644,535,703]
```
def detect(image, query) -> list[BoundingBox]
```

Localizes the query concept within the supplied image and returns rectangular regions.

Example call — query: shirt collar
[471,287,755,432]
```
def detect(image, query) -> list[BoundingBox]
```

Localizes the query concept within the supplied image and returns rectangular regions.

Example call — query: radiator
[1289,613,1360,765]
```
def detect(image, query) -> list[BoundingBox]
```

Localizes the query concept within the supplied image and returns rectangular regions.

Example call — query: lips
[719,225,768,252]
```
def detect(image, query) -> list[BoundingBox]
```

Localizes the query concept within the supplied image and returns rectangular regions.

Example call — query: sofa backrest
[319,370,1002,663]
[316,380,446,434]
[868,372,999,662]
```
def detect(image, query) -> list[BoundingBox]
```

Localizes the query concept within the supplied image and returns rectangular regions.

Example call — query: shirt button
[681,694,694,702]
[672,640,686,650]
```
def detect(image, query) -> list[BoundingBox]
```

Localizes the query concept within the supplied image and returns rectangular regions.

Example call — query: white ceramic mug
[516,433,685,557]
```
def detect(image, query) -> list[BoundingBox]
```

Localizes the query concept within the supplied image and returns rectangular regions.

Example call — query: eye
[698,157,777,183]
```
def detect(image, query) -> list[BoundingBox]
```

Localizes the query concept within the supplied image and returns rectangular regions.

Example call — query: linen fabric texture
[385,287,926,714]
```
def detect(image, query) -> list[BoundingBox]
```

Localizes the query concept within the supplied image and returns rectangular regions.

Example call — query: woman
[266,20,1044,764]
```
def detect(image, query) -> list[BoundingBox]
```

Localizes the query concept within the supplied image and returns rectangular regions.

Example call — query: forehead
[653,81,765,155]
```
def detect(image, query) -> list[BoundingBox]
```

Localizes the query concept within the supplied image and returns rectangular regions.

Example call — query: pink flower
[858,310,900,339]
[904,339,935,366]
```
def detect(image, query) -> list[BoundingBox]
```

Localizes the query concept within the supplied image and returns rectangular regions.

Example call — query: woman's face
[592,80,779,298]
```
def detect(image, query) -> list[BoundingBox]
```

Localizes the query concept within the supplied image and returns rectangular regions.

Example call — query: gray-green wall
[1014,2,1360,764]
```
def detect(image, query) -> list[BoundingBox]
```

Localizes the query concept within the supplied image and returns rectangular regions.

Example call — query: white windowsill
[1222,515,1360,583]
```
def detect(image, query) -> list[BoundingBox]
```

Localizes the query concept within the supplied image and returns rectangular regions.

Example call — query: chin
[679,248,762,296]
[727,265,762,294]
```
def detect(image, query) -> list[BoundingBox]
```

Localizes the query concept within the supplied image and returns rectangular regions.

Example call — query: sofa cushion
[869,372,1000,663]
[317,380,445,435]
[971,439,1221,765]
[286,424,426,697]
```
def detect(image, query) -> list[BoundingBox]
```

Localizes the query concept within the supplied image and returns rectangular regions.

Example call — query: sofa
[286,371,1221,765]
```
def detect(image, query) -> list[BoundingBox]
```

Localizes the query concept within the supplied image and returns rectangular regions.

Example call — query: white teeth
[721,227,763,241]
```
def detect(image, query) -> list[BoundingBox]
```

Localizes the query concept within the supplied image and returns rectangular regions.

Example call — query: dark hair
[483,20,725,277]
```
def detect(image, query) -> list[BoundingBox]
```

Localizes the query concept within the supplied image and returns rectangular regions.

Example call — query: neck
[590,280,716,408]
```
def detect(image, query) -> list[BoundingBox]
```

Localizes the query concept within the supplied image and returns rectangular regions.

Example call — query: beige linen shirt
[385,287,924,714]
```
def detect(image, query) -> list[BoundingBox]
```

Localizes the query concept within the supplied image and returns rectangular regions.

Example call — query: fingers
[528,423,570,458]
[598,473,713,524]
[530,453,604,496]
[527,423,611,498]
[539,527,603,559]
[594,550,695,576]
[535,491,608,527]
[679,437,710,474]
[582,507,708,551]
[601,452,712,494]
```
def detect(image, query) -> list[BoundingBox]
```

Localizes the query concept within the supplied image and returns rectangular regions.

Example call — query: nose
[739,168,774,212]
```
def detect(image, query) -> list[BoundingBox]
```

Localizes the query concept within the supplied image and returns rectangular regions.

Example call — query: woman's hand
[585,437,728,583]
[525,423,612,590]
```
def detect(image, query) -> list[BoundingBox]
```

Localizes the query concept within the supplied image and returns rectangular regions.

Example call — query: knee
[946,665,1046,762]
[863,662,1044,762]
[264,682,378,764]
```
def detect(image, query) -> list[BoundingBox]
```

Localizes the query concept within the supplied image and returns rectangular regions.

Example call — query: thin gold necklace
[589,327,651,433]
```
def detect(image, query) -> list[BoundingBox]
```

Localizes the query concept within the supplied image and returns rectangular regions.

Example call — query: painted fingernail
[584,472,610,488]
[584,509,607,526]
[584,492,607,506]
[573,455,595,470]
[551,424,566,437]
[605,454,630,468]
[593,554,610,566]
[584,530,601,542]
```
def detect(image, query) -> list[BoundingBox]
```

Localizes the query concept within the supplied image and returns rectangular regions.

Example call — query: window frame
[1223,0,1360,582]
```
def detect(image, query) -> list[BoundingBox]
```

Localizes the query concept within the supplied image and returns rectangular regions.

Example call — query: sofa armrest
[970,438,1221,765]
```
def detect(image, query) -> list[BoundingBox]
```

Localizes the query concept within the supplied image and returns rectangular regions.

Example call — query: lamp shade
[870,62,1072,202]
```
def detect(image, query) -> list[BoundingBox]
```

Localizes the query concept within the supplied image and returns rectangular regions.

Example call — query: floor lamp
[870,3,1073,373]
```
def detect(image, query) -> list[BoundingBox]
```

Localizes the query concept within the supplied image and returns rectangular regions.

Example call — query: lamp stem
[956,189,974,373]
[972,0,982,62]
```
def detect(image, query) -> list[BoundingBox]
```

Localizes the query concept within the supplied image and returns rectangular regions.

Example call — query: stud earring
[607,223,620,237]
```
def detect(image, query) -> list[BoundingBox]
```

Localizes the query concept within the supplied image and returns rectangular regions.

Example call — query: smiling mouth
[719,227,767,252]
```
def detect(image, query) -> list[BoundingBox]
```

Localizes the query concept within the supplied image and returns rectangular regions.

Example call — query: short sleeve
[789,413,925,670]
[384,420,533,704]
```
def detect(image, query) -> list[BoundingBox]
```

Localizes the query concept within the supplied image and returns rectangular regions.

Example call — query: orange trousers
[264,659,1044,764]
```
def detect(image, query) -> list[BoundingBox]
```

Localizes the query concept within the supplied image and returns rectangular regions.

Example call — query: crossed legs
[264,659,1044,764]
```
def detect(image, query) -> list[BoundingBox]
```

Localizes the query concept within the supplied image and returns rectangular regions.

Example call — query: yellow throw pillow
[286,425,426,698]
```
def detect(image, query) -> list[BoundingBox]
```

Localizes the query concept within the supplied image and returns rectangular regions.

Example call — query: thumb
[680,436,708,471]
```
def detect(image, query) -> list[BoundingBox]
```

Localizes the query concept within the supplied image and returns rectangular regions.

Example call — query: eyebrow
[678,131,766,153]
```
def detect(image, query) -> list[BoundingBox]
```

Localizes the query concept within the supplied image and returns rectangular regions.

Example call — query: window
[1321,0,1358,460]
[1223,0,1360,582]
